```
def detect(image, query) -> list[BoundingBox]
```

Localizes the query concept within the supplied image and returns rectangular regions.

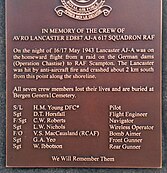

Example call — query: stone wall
[0,0,166,172]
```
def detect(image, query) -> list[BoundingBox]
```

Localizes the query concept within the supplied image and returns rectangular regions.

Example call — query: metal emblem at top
[54,0,112,20]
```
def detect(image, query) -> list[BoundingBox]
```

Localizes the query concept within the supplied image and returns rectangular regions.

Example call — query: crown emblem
[54,0,112,20]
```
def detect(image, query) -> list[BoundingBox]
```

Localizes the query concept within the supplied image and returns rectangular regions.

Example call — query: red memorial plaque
[6,0,162,168]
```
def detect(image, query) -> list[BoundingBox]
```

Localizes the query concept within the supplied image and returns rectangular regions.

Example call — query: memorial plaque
[6,0,162,168]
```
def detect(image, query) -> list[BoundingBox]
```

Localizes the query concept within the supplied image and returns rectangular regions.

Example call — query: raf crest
[54,0,112,20]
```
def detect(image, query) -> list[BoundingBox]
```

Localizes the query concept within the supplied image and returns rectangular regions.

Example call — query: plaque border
[5,0,163,168]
